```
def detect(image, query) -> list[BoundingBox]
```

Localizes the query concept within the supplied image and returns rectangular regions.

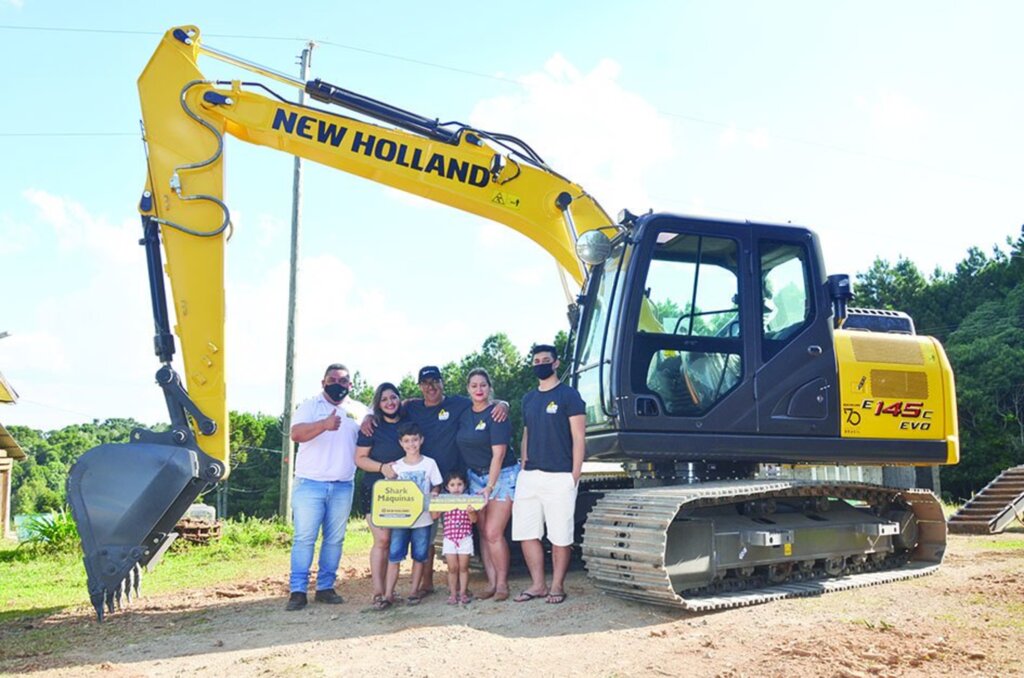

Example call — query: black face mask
[532,363,555,380]
[324,383,349,403]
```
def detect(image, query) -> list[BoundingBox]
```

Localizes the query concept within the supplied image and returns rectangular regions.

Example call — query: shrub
[19,509,80,555]
[221,515,292,548]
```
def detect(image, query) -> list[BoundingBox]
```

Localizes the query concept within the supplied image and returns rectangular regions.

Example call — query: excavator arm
[67,25,613,619]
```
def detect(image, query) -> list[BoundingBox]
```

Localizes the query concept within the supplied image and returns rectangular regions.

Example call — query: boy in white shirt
[379,423,442,609]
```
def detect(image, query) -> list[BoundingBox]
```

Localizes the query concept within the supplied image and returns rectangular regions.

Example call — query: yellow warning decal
[491,191,522,209]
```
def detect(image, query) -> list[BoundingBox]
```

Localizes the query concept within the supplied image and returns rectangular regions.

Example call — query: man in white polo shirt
[286,363,369,611]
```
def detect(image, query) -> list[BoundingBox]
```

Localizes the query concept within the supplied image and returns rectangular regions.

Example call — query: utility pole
[279,40,315,521]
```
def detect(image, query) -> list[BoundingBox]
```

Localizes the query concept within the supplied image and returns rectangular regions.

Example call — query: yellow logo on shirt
[546,401,558,414]
[438,409,450,421]
[475,420,487,431]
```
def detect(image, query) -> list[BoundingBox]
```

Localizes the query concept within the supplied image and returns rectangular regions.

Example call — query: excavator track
[582,480,946,611]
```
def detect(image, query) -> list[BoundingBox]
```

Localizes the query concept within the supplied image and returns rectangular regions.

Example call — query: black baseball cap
[417,365,442,383]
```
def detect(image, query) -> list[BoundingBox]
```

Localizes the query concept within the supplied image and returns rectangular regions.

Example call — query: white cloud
[477,222,519,249]
[0,214,33,255]
[224,251,485,414]
[0,331,67,373]
[507,265,548,288]
[855,90,926,130]
[470,54,674,215]
[719,124,770,150]
[23,189,138,263]
[1,192,160,429]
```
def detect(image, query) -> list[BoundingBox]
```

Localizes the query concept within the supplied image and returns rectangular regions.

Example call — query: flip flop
[407,593,423,606]
[513,590,547,603]
[545,592,567,604]
[372,597,393,611]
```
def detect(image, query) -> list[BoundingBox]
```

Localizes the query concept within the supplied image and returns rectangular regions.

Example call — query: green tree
[943,284,1024,499]
[855,256,927,312]
[221,411,284,519]
[9,418,149,515]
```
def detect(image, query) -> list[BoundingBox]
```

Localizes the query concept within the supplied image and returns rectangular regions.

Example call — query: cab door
[751,229,839,436]
[616,216,758,434]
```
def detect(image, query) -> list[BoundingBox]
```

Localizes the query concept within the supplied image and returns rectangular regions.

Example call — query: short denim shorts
[389,524,432,563]
[468,462,520,501]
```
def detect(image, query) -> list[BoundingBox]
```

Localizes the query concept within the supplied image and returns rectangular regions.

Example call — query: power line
[0,132,134,138]
[0,24,1015,185]
[18,398,103,420]
[0,24,515,83]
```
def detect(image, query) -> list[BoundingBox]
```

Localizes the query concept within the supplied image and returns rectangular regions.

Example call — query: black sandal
[513,590,547,603]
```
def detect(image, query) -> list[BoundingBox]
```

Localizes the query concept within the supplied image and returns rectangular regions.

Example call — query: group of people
[284,344,587,612]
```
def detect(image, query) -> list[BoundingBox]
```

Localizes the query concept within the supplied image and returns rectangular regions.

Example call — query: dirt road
[2,533,1021,677]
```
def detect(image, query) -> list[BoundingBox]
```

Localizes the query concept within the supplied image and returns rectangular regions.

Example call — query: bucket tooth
[91,590,106,622]
[132,563,143,599]
[116,577,126,609]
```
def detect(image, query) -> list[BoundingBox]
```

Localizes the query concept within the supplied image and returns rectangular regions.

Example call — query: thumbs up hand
[322,410,342,432]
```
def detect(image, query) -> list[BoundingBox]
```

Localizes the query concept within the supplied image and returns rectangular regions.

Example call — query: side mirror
[576,229,612,265]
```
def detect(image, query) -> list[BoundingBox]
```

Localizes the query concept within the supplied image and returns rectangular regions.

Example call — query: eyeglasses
[419,379,441,387]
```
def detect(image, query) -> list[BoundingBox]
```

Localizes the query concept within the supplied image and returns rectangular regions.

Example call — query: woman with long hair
[455,367,519,600]
[355,382,405,606]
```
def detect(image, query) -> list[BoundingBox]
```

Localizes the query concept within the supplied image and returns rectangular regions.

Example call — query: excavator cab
[572,212,951,470]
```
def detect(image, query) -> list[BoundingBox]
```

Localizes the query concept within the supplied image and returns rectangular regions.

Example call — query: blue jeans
[290,478,354,593]
[388,525,432,563]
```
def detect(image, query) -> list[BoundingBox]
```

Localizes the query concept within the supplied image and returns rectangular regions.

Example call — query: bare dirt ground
[2,532,1022,678]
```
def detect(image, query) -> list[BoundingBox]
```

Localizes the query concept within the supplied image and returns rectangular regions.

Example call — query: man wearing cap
[366,365,508,594]
[512,344,586,605]
[286,363,369,611]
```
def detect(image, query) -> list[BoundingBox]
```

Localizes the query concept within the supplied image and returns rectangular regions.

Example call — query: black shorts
[357,471,384,517]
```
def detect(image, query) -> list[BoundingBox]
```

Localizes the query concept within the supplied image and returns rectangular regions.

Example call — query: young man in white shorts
[511,344,586,605]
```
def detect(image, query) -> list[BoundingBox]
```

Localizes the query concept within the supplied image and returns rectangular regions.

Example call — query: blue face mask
[324,383,349,403]
[532,363,555,380]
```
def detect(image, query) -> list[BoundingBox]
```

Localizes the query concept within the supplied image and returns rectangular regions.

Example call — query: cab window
[760,241,811,358]
[636,233,742,415]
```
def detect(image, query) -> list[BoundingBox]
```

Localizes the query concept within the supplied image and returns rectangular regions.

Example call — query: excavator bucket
[67,441,222,620]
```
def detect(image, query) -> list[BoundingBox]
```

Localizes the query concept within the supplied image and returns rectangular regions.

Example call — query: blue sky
[1,1,1022,431]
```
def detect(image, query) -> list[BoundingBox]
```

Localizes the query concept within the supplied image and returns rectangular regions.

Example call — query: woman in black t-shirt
[455,367,519,601]
[355,382,406,604]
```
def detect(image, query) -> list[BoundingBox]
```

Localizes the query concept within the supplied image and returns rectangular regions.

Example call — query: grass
[953,536,1024,552]
[940,501,962,518]
[0,516,372,624]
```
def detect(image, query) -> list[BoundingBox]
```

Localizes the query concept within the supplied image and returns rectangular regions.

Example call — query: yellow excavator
[68,26,958,620]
